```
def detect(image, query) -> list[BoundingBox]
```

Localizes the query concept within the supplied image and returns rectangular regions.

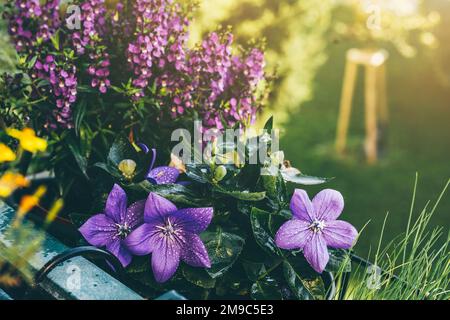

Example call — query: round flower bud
[118,159,137,180]
[214,165,227,182]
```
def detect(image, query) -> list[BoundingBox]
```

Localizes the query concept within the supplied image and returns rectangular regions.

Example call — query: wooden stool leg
[365,65,378,164]
[336,60,358,154]
[378,63,388,124]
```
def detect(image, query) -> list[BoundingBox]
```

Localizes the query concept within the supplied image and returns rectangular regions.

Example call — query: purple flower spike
[275,189,358,273]
[125,193,213,283]
[79,184,144,267]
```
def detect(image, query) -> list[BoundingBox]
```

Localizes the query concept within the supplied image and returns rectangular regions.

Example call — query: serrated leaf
[214,186,266,201]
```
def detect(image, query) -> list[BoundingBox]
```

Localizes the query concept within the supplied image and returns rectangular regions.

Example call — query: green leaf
[261,174,277,198]
[263,116,274,133]
[282,171,331,185]
[237,163,261,189]
[201,231,245,279]
[251,276,282,300]
[67,136,89,179]
[261,172,287,203]
[284,256,326,300]
[182,265,216,289]
[50,30,60,50]
[68,212,90,228]
[77,85,97,93]
[27,56,37,69]
[108,135,138,166]
[74,99,87,136]
[325,249,352,273]
[185,164,210,183]
[236,200,253,216]
[93,162,122,179]
[127,256,151,274]
[214,186,266,201]
[250,208,282,256]
[133,180,206,207]
[242,261,266,282]
[283,261,315,300]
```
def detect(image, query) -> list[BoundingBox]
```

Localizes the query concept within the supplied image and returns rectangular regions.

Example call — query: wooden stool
[335,48,389,164]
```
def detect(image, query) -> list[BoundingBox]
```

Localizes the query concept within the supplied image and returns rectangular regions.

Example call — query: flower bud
[118,159,137,180]
[214,165,227,182]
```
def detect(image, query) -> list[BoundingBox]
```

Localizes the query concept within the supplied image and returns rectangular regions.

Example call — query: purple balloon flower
[275,189,358,273]
[125,193,213,283]
[79,184,144,267]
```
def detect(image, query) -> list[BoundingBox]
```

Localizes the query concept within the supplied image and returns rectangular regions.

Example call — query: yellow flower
[6,128,47,153]
[0,144,16,163]
[0,172,29,198]
[17,186,47,220]
[45,198,64,225]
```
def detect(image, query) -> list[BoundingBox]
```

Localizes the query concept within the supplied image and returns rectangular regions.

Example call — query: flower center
[309,220,326,233]
[156,218,178,238]
[116,222,131,239]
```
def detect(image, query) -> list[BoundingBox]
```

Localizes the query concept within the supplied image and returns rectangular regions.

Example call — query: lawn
[281,39,450,255]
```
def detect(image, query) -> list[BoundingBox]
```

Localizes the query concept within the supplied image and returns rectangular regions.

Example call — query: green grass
[281,38,450,254]
[336,177,450,300]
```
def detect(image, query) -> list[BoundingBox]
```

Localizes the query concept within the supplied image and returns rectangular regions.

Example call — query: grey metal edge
[0,201,144,300]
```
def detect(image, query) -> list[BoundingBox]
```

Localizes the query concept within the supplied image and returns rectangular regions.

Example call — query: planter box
[0,288,12,300]
[0,201,147,300]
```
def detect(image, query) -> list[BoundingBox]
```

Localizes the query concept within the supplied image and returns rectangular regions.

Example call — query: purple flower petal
[151,237,181,283]
[290,189,315,222]
[106,239,133,267]
[144,192,177,222]
[124,223,160,256]
[322,220,358,249]
[173,207,213,234]
[181,233,211,268]
[312,189,344,221]
[147,166,180,185]
[275,219,311,250]
[303,233,329,273]
[136,142,150,154]
[124,200,145,229]
[79,214,117,247]
[104,184,127,223]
